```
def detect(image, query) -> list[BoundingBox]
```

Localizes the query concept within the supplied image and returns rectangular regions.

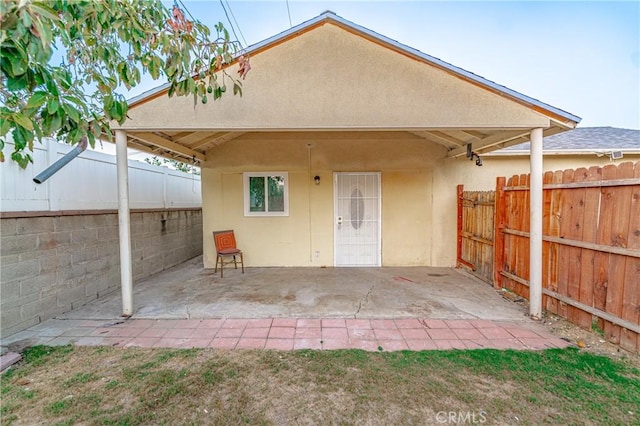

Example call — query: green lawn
[1,345,638,425]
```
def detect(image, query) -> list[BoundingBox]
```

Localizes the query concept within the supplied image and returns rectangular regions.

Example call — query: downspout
[33,137,88,184]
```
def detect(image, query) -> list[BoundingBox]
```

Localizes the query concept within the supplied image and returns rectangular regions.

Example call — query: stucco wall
[202,132,442,268]
[0,209,202,338]
[121,23,550,132]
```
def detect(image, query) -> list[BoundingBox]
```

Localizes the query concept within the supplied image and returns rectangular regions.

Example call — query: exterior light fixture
[314,175,321,185]
[466,143,483,166]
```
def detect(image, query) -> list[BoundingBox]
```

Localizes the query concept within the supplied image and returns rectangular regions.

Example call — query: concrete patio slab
[53,256,527,322]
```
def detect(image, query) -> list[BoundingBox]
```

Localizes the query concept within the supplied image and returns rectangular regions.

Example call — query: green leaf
[20,9,33,31]
[12,127,27,150]
[11,151,33,169]
[9,51,28,76]
[32,15,53,50]
[69,127,83,143]
[6,75,28,91]
[12,114,34,131]
[29,3,60,22]
[26,91,48,109]
[62,103,81,123]
[47,98,59,114]
[87,131,95,147]
[43,71,59,96]
[0,118,11,137]
[49,113,63,134]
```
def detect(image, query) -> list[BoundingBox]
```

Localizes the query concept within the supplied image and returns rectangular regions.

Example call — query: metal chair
[212,230,244,278]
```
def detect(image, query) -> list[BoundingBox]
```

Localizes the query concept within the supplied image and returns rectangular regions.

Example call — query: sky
[125,0,639,131]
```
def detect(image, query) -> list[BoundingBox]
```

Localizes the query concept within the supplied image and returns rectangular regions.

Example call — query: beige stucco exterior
[117,17,582,270]
[122,23,551,131]
[202,132,441,268]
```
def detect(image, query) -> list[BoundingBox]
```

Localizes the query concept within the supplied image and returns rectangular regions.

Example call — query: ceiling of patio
[123,127,569,165]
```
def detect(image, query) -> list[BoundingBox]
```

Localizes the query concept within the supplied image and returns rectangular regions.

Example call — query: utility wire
[224,0,248,48]
[176,0,199,24]
[285,0,292,28]
[219,0,246,49]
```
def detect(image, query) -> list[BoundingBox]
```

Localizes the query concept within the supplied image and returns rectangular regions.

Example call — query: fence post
[493,177,507,289]
[456,184,464,268]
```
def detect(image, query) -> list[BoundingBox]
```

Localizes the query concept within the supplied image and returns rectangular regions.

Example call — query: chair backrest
[213,230,237,252]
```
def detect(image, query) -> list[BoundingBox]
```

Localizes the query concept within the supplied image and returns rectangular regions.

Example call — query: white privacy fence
[1,139,201,212]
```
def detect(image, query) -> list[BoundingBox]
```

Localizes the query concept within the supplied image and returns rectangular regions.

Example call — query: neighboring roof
[128,11,580,126]
[491,127,640,154]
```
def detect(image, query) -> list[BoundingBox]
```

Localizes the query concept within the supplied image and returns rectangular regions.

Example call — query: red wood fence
[456,187,495,284]
[458,161,640,353]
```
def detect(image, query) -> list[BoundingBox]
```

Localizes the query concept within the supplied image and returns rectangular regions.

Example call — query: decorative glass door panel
[334,173,381,266]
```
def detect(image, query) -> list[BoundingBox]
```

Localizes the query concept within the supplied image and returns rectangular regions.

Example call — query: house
[113,12,581,276]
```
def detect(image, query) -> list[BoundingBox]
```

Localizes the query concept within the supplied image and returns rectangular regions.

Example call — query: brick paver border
[10,318,571,352]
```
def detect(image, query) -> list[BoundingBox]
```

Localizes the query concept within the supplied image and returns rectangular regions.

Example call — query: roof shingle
[498,127,639,151]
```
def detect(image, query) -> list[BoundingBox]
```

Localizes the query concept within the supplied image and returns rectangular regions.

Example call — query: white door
[334,172,381,266]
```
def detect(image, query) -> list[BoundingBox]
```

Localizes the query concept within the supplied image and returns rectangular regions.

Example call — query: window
[243,172,289,216]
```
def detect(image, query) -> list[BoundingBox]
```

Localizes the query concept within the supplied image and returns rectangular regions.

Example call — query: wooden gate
[456,185,495,284]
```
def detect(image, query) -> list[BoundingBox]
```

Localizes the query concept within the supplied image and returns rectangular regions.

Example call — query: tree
[144,155,200,175]
[0,0,250,168]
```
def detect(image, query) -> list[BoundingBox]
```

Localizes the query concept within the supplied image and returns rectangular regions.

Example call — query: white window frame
[243,172,289,217]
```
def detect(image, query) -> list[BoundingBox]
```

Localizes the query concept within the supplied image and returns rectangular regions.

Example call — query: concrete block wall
[0,209,202,338]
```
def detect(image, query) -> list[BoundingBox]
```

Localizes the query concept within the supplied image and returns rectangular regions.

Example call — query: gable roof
[491,127,640,155]
[119,11,581,163]
[129,11,580,126]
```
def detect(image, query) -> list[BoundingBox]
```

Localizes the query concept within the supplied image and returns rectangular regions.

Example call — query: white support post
[529,128,544,320]
[116,130,133,317]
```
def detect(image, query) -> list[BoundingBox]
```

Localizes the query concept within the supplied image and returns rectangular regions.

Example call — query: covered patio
[56,258,525,322]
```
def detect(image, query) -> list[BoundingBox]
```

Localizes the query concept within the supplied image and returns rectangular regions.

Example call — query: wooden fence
[458,161,640,353]
[456,186,495,284]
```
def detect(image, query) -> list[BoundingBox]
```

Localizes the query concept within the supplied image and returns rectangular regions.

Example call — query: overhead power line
[220,0,247,48]
[286,0,292,28]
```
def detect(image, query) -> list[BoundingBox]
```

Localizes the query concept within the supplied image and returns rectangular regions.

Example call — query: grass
[591,320,605,337]
[0,345,638,425]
